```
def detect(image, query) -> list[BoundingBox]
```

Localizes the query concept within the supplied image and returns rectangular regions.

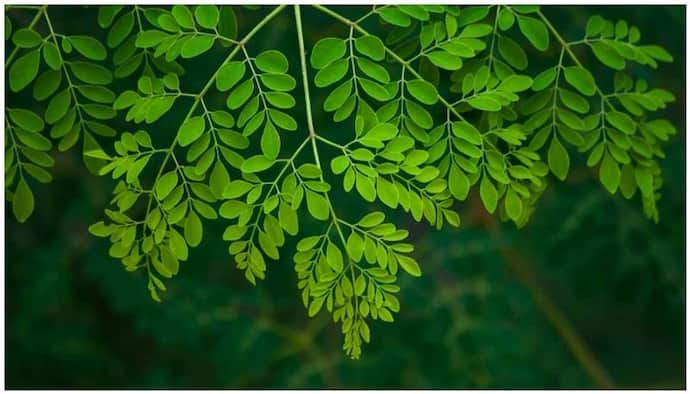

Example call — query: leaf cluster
[5,4,678,359]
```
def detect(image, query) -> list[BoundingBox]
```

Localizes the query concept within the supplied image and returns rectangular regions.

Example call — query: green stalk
[294,6,357,323]
[294,5,317,139]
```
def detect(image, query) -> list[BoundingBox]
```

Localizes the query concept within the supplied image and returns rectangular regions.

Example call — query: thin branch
[485,219,616,389]
[294,5,316,139]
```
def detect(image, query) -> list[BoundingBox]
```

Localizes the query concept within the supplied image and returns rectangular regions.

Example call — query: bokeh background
[5,4,686,388]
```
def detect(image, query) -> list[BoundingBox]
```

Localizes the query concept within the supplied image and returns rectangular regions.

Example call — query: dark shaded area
[5,5,685,388]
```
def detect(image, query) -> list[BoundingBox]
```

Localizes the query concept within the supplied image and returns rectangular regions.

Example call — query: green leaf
[314,59,349,88]
[12,178,34,223]
[241,155,274,173]
[260,122,280,159]
[177,116,206,147]
[606,111,635,134]
[278,202,299,235]
[359,78,391,101]
[310,38,346,69]
[426,50,462,70]
[641,45,673,62]
[517,15,549,51]
[171,5,194,28]
[355,174,376,202]
[599,151,620,194]
[358,212,385,227]
[69,35,107,60]
[194,5,219,29]
[42,42,61,70]
[156,170,179,200]
[498,35,528,70]
[70,62,113,85]
[532,67,557,91]
[619,164,636,199]
[98,6,123,28]
[591,42,625,70]
[269,109,297,130]
[223,180,253,199]
[45,89,72,124]
[498,8,515,31]
[17,129,51,151]
[305,190,329,221]
[323,80,352,112]
[181,35,215,58]
[356,57,390,83]
[548,137,569,181]
[559,89,590,114]
[88,221,112,237]
[13,28,42,48]
[78,85,116,104]
[459,23,493,38]
[634,166,653,196]
[218,6,238,41]
[378,7,411,27]
[563,67,596,96]
[9,49,40,92]
[33,69,62,102]
[256,50,289,73]
[377,177,399,208]
[135,30,168,48]
[448,164,470,200]
[330,156,349,175]
[8,109,44,133]
[406,79,439,105]
[366,123,398,141]
[585,15,604,37]
[216,61,246,92]
[399,5,429,21]
[260,74,296,92]
[308,296,325,317]
[467,96,501,111]
[169,229,189,261]
[185,210,203,247]
[326,241,344,272]
[298,164,322,179]
[265,92,296,109]
[354,35,385,61]
[226,79,254,109]
[479,176,498,213]
[209,161,230,199]
[504,188,523,221]
[499,75,533,92]
[451,121,482,145]
[397,255,421,277]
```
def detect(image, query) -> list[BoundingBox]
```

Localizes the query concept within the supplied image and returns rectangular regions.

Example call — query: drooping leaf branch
[5,4,678,359]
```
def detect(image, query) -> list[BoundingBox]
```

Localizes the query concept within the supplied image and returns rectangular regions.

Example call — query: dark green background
[5,5,686,388]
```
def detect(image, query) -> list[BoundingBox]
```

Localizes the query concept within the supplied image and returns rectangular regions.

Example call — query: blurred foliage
[5,4,685,389]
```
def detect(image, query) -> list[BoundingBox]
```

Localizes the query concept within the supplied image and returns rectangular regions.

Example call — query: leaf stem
[294,5,316,139]
[495,233,616,388]
[4,119,25,181]
[295,7,357,326]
